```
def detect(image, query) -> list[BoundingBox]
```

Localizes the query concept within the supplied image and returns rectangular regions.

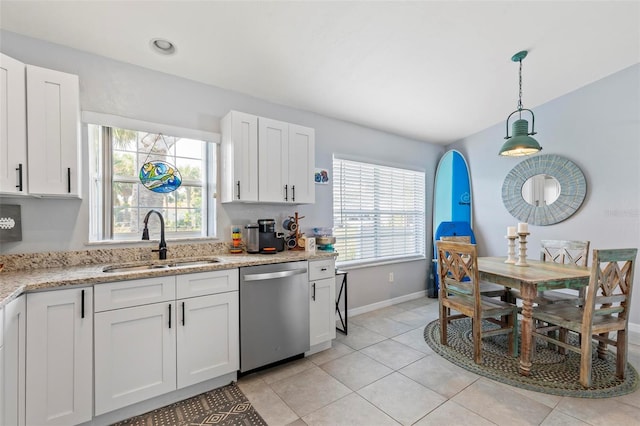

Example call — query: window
[87,115,216,242]
[333,157,425,266]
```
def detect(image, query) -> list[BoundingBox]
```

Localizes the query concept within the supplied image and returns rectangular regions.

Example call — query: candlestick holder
[515,232,530,266]
[505,235,517,264]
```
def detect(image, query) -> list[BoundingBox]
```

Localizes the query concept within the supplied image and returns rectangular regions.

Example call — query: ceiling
[1,1,638,145]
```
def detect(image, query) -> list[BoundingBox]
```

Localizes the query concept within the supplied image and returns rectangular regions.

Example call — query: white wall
[448,64,640,326]
[0,30,443,310]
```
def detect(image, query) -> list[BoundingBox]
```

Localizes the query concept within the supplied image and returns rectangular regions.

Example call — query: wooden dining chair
[531,248,637,387]
[538,239,591,304]
[437,240,518,364]
[439,236,506,299]
[510,240,590,305]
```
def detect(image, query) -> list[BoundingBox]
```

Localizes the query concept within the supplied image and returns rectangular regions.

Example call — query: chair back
[437,240,480,311]
[582,248,637,333]
[440,236,471,243]
[540,240,590,267]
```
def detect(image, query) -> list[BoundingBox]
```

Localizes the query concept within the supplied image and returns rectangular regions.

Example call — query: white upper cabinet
[26,64,81,198]
[221,111,315,204]
[220,111,259,202]
[258,117,289,202]
[259,118,315,203]
[287,124,315,204]
[0,53,28,195]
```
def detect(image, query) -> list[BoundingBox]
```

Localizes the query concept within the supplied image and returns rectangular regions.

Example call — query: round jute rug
[424,318,639,398]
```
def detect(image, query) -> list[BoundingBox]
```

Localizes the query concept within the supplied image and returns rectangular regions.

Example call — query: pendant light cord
[517,59,523,115]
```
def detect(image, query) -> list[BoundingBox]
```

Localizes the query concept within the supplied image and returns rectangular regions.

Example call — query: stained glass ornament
[139,160,182,193]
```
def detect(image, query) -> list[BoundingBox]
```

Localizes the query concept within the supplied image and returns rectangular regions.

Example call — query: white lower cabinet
[309,259,336,346]
[0,340,4,426]
[94,301,176,415]
[0,305,4,424]
[94,269,239,416]
[3,295,26,426]
[26,287,93,426]
[177,291,239,388]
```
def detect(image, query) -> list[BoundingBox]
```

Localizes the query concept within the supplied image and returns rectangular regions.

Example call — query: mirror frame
[502,154,586,226]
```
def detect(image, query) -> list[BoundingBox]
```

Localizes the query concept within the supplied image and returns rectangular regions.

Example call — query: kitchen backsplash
[0,241,230,272]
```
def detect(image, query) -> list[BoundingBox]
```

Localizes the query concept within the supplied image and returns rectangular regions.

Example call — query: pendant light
[499,50,542,157]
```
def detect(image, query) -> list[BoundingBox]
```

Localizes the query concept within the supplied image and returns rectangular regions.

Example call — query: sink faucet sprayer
[142,209,167,260]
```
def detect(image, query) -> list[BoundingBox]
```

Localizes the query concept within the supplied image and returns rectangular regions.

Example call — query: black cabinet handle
[67,168,71,193]
[182,301,185,326]
[292,185,295,202]
[15,164,23,191]
[312,283,316,301]
[81,289,85,318]
[168,304,172,328]
[284,184,288,201]
[236,181,241,200]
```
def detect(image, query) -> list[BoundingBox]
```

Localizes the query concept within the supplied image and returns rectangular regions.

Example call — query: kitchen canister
[304,236,316,254]
[245,224,260,253]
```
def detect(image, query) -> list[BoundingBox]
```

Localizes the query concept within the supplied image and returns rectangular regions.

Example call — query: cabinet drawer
[176,269,239,299]
[95,277,176,312]
[309,259,335,281]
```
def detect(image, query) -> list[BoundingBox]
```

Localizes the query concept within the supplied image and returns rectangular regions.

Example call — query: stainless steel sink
[169,259,221,268]
[102,258,221,273]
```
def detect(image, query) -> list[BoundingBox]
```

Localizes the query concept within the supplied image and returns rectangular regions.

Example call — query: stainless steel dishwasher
[239,261,309,373]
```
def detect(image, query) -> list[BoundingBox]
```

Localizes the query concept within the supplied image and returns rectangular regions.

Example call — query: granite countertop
[0,250,337,309]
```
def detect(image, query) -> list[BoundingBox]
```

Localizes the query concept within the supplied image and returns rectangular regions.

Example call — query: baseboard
[343,290,427,318]
[306,340,332,356]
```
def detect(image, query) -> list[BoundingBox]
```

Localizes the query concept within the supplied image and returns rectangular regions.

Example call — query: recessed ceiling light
[150,38,176,55]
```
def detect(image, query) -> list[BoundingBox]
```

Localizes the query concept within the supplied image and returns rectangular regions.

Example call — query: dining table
[477,257,591,376]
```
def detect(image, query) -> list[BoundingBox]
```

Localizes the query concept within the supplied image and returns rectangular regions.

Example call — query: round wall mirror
[521,174,561,206]
[502,154,586,226]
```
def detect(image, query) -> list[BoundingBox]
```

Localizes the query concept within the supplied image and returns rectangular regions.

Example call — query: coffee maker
[257,219,285,253]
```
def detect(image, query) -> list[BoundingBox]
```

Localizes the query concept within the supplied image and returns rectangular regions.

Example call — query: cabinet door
[309,277,336,346]
[26,288,92,425]
[0,53,28,195]
[258,117,289,202]
[3,295,25,426]
[0,344,4,425]
[26,64,81,197]
[94,302,176,416]
[220,111,258,202]
[177,291,239,388]
[0,306,3,426]
[288,124,315,204]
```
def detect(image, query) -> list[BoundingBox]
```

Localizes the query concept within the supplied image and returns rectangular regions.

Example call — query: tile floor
[237,296,640,426]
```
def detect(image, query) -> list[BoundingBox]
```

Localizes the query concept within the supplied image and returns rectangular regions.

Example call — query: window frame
[83,112,219,243]
[333,155,426,268]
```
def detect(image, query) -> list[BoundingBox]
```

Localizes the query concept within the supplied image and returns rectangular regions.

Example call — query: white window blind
[333,157,426,266]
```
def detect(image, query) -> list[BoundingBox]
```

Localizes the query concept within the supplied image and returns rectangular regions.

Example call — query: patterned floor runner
[114,382,267,426]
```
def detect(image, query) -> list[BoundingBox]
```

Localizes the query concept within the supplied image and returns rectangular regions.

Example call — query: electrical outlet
[389,272,394,282]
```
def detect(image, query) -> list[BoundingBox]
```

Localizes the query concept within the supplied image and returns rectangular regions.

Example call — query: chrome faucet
[142,209,167,260]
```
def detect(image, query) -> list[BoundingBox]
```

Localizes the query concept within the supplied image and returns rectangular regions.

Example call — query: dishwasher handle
[243,267,308,282]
